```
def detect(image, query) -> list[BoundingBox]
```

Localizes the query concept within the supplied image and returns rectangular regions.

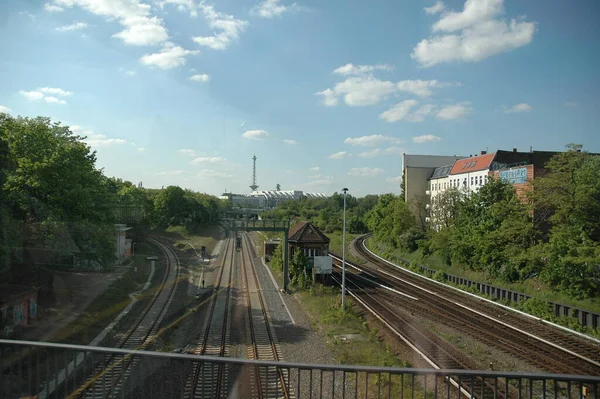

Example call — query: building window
[484,176,488,184]
[470,176,473,186]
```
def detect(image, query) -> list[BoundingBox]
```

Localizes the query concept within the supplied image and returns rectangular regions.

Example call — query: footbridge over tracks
[221,218,291,290]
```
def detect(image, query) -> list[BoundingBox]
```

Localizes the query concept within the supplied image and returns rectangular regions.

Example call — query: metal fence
[1,340,598,399]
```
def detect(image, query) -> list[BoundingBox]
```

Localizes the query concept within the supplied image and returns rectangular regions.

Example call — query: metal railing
[1,340,598,399]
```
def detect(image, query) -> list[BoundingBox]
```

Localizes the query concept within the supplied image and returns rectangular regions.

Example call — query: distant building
[422,148,560,228]
[402,153,466,223]
[222,190,328,209]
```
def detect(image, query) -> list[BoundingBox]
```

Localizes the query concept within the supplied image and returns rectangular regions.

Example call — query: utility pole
[341,187,348,311]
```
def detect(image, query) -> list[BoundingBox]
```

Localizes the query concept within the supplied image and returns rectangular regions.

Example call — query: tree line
[0,115,224,281]
[366,144,600,299]
[261,192,379,234]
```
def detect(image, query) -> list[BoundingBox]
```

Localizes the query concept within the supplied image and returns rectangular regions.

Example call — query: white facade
[402,154,465,218]
[444,170,489,194]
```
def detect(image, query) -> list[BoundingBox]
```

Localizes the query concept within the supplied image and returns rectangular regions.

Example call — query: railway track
[330,235,600,377]
[241,233,291,399]
[330,270,509,399]
[183,237,235,399]
[70,237,180,399]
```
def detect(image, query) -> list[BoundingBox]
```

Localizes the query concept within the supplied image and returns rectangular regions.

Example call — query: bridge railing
[1,340,598,399]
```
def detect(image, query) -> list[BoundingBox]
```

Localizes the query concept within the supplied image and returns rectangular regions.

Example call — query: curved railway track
[71,236,180,399]
[330,270,508,399]
[241,233,291,399]
[330,235,600,377]
[183,237,235,399]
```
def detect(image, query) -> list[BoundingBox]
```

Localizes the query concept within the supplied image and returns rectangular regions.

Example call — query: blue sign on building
[499,167,528,184]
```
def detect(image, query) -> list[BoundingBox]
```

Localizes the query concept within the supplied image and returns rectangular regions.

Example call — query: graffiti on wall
[29,298,37,319]
[13,304,25,326]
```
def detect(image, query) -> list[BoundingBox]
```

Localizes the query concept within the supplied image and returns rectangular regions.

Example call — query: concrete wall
[403,154,464,216]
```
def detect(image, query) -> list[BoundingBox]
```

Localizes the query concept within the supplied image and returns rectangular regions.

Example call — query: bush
[396,228,425,252]
[433,270,446,283]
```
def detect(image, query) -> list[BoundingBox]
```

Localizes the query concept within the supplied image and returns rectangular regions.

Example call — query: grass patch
[368,239,600,334]
[299,284,405,367]
[50,241,157,345]
[296,284,439,398]
[327,230,366,265]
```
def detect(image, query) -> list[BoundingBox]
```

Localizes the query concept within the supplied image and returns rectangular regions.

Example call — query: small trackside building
[287,221,330,259]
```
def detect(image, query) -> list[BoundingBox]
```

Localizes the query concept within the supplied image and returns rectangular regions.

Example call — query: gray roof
[430,164,453,180]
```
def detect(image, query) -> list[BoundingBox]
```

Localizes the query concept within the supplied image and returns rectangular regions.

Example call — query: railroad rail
[329,269,508,399]
[71,236,181,398]
[328,235,600,377]
[183,237,235,399]
[241,233,291,399]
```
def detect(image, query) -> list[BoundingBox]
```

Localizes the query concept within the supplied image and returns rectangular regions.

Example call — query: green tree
[290,250,308,287]
[533,145,600,297]
[0,115,116,273]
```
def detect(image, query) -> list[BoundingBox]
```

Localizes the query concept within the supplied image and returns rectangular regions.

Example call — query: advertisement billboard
[499,167,528,184]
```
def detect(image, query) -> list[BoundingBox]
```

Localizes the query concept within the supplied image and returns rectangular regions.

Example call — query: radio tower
[249,154,259,192]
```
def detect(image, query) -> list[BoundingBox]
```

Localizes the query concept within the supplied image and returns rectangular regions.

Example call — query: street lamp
[341,187,348,311]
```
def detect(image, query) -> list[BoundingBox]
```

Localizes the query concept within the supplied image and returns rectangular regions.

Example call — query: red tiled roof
[450,152,496,175]
[288,221,330,243]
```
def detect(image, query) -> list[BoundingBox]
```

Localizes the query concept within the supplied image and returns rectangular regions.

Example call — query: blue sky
[1,0,599,197]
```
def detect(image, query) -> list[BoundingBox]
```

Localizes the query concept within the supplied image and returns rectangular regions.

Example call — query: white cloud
[113,16,169,45]
[318,72,457,108]
[564,102,578,108]
[44,96,67,105]
[156,170,184,176]
[0,105,12,114]
[359,146,403,158]
[56,22,88,31]
[308,174,321,179]
[386,175,402,184]
[45,3,64,12]
[436,102,472,120]
[39,87,73,96]
[159,0,197,17]
[197,169,233,178]
[140,42,198,69]
[315,88,338,107]
[283,139,298,145]
[344,134,401,147]
[252,0,298,18]
[424,1,445,15]
[348,167,383,177]
[503,103,532,113]
[328,151,348,160]
[71,125,128,147]
[19,90,44,101]
[137,147,146,151]
[50,0,169,46]
[192,4,248,50]
[333,63,392,76]
[120,68,136,76]
[178,149,197,156]
[412,0,536,67]
[379,100,419,122]
[242,130,270,140]
[190,73,210,82]
[191,156,227,164]
[396,79,458,97]
[318,76,397,107]
[309,166,320,172]
[413,134,442,143]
